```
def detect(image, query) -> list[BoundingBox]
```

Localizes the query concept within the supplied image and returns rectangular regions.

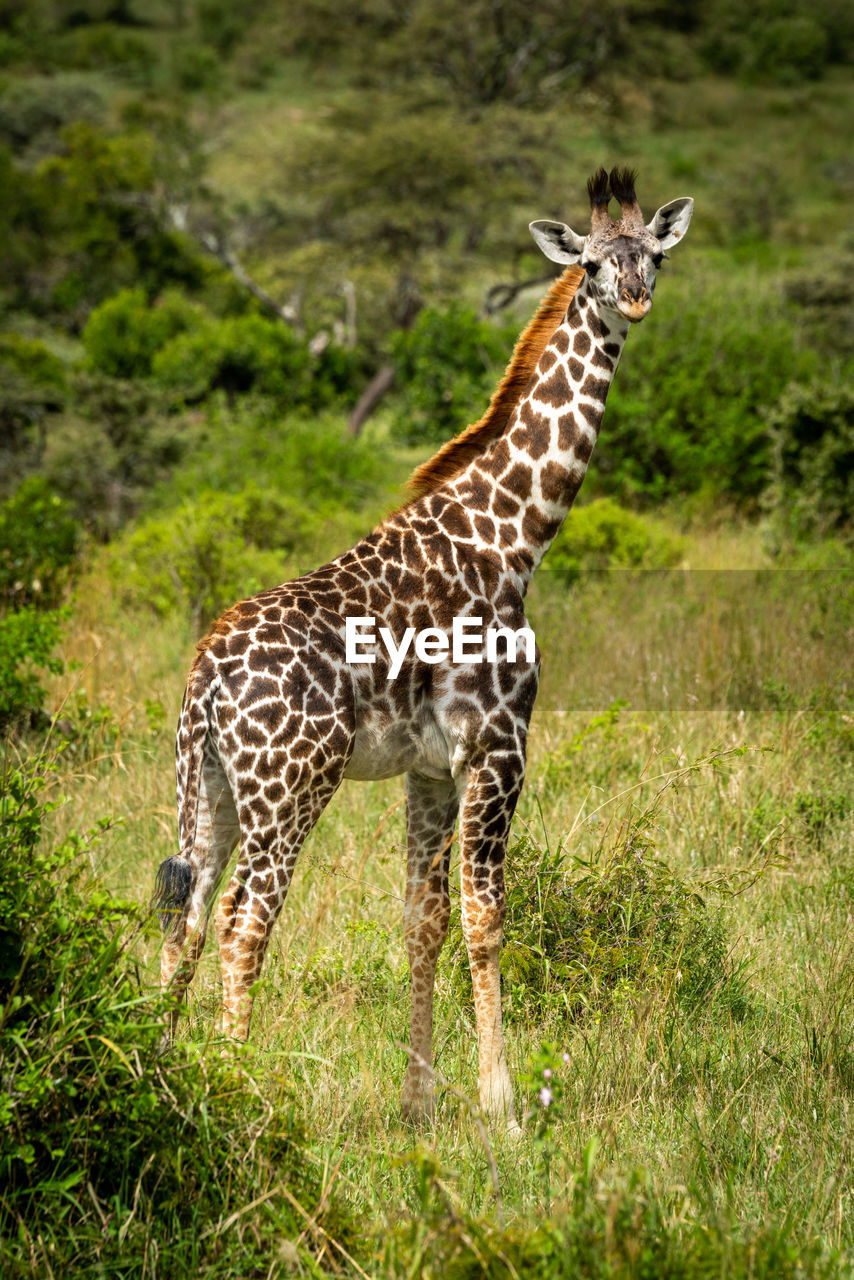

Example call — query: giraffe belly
[343,714,453,782]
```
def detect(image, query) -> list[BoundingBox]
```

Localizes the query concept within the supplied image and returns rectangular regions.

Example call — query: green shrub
[82,287,202,379]
[446,769,748,1023]
[0,607,65,733]
[42,373,189,535]
[154,400,394,525]
[598,272,818,506]
[390,303,513,445]
[106,488,306,629]
[750,15,829,81]
[0,335,67,494]
[697,0,850,81]
[0,476,82,608]
[0,757,356,1276]
[172,40,223,91]
[53,22,157,82]
[764,379,854,543]
[545,499,684,580]
[16,122,206,317]
[152,312,312,403]
[0,75,105,153]
[197,0,246,54]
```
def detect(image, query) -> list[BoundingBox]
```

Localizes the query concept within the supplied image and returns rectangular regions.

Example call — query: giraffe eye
[652,252,668,269]
[581,260,599,277]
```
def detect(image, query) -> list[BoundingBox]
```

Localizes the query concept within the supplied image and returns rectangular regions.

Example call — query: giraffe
[154,167,693,1130]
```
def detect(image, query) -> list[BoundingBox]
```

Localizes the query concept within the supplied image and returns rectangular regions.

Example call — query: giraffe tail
[153,856,192,932]
[153,668,218,933]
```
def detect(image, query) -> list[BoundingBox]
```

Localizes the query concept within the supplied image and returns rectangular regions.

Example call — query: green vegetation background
[0,1,853,1276]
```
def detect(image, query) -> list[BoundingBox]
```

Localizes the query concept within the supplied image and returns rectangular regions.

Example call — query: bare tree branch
[348,364,395,437]
[481,272,558,316]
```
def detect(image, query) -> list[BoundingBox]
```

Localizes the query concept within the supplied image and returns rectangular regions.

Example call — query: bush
[697,0,850,81]
[53,22,157,83]
[105,488,306,629]
[0,334,67,493]
[750,15,829,81]
[0,757,356,1276]
[15,122,206,319]
[0,607,65,733]
[42,373,189,535]
[0,476,82,608]
[446,765,748,1023]
[598,272,818,506]
[82,287,202,379]
[390,303,513,445]
[155,400,394,528]
[196,0,247,54]
[545,499,684,580]
[0,75,105,153]
[764,379,854,543]
[152,312,312,403]
[172,40,223,91]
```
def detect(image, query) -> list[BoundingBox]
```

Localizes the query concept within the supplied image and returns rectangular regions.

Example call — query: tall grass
[15,547,848,1275]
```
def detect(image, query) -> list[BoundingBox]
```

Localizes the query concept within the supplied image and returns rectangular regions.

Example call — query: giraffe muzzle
[618,287,652,323]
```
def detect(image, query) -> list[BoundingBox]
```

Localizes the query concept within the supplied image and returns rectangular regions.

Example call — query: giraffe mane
[406,265,585,500]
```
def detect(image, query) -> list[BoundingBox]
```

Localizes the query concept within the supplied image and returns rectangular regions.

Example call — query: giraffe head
[529,167,693,323]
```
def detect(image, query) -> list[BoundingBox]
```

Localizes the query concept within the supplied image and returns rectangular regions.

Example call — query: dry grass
[37,543,854,1270]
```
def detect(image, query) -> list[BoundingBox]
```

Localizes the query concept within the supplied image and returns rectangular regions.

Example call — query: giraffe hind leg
[215,778,341,1042]
[159,751,241,1040]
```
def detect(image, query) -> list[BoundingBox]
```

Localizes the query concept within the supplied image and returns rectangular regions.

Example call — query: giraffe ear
[529,219,586,265]
[646,197,694,250]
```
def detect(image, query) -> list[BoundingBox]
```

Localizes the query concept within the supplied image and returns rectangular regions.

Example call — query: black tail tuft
[153,856,192,932]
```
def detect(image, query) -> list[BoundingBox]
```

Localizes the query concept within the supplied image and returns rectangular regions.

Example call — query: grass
[26,534,853,1276]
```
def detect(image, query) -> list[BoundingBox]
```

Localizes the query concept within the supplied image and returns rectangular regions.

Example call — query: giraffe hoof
[401,1091,436,1128]
[504,1117,524,1143]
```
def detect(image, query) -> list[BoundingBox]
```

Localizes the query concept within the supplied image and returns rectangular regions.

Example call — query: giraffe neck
[447,273,629,586]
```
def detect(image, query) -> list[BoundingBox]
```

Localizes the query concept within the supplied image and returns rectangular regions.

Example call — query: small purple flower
[543,1067,552,1080]
[539,1086,553,1108]
[563,1052,570,1064]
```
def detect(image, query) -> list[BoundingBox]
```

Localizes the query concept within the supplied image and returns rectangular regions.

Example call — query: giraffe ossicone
[155,167,693,1130]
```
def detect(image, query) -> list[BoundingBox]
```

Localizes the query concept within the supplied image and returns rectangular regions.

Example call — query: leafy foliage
[545,498,685,579]
[0,335,67,494]
[764,379,854,543]
[0,476,81,608]
[0,74,105,154]
[42,373,189,535]
[0,122,204,323]
[0,758,356,1277]
[0,607,65,733]
[152,310,313,402]
[697,0,853,81]
[390,303,514,444]
[104,488,291,631]
[598,273,819,506]
[446,775,749,1024]
[82,286,202,379]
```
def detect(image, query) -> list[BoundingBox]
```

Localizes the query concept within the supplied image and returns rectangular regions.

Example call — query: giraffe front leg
[459,753,525,1131]
[401,772,459,1123]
